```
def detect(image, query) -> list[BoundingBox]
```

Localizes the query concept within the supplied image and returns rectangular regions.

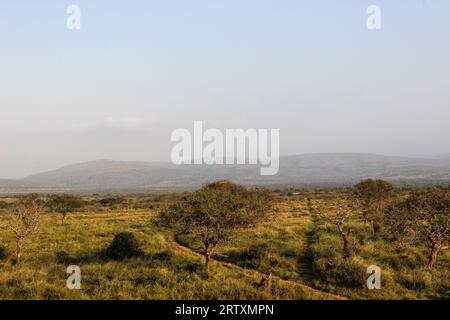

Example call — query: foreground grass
[0,195,448,300]
[0,210,335,300]
[178,195,449,300]
[308,195,450,299]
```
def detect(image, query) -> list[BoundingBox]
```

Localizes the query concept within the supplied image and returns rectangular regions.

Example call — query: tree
[48,194,85,224]
[354,179,395,235]
[384,188,449,268]
[1,195,46,262]
[159,181,273,273]
[314,196,359,256]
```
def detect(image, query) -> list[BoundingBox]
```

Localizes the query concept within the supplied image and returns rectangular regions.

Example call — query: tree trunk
[342,233,349,253]
[263,273,273,300]
[16,238,24,263]
[337,223,349,253]
[203,243,216,274]
[205,251,212,273]
[427,243,441,268]
[370,220,375,236]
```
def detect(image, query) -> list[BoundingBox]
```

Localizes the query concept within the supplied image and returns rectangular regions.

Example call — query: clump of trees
[159,181,273,273]
[354,179,395,235]
[0,195,46,262]
[47,194,85,224]
[384,187,449,268]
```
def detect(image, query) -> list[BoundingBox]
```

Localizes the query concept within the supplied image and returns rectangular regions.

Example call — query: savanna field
[0,189,449,300]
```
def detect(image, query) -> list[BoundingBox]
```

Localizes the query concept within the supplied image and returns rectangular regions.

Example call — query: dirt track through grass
[167,233,347,300]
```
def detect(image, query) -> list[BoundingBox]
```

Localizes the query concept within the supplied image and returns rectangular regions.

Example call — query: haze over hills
[0,153,448,193]
[432,154,450,161]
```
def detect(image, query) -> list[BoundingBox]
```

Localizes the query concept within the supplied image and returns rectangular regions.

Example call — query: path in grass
[295,213,316,284]
[167,234,346,300]
[295,197,325,287]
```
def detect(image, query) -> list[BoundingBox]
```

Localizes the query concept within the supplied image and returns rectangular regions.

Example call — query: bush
[0,245,9,260]
[103,232,144,261]
[55,251,72,264]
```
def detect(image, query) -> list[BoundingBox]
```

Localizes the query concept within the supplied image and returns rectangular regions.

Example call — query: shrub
[0,245,9,260]
[55,251,72,264]
[103,232,144,261]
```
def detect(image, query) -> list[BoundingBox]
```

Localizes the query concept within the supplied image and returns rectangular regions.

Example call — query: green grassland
[0,193,448,300]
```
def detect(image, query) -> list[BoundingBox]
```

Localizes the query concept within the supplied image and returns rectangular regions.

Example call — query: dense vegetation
[0,181,448,300]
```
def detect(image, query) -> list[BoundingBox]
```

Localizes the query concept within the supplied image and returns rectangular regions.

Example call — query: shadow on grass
[54,248,203,274]
[296,227,317,284]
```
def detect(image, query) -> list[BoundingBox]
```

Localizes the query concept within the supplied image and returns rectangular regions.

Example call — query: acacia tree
[48,194,85,224]
[384,188,449,268]
[354,179,395,235]
[159,181,273,273]
[1,195,46,262]
[314,196,359,256]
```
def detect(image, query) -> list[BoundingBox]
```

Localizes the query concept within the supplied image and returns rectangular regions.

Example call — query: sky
[0,0,449,178]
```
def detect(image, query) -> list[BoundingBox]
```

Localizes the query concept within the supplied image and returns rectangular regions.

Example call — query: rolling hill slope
[9,153,449,192]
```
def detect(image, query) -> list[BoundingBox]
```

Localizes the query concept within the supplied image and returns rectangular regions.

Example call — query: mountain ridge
[2,153,449,193]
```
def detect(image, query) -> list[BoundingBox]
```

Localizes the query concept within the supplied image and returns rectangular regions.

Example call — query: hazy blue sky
[0,0,449,178]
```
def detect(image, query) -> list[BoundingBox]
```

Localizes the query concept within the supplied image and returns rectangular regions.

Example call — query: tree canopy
[159,180,273,272]
[384,187,449,268]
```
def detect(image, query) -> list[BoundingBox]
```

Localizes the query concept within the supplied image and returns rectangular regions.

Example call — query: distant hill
[0,179,36,189]
[432,154,450,161]
[21,160,262,191]
[1,153,449,193]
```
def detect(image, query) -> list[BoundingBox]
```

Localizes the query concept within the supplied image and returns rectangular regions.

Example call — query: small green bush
[103,232,144,261]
